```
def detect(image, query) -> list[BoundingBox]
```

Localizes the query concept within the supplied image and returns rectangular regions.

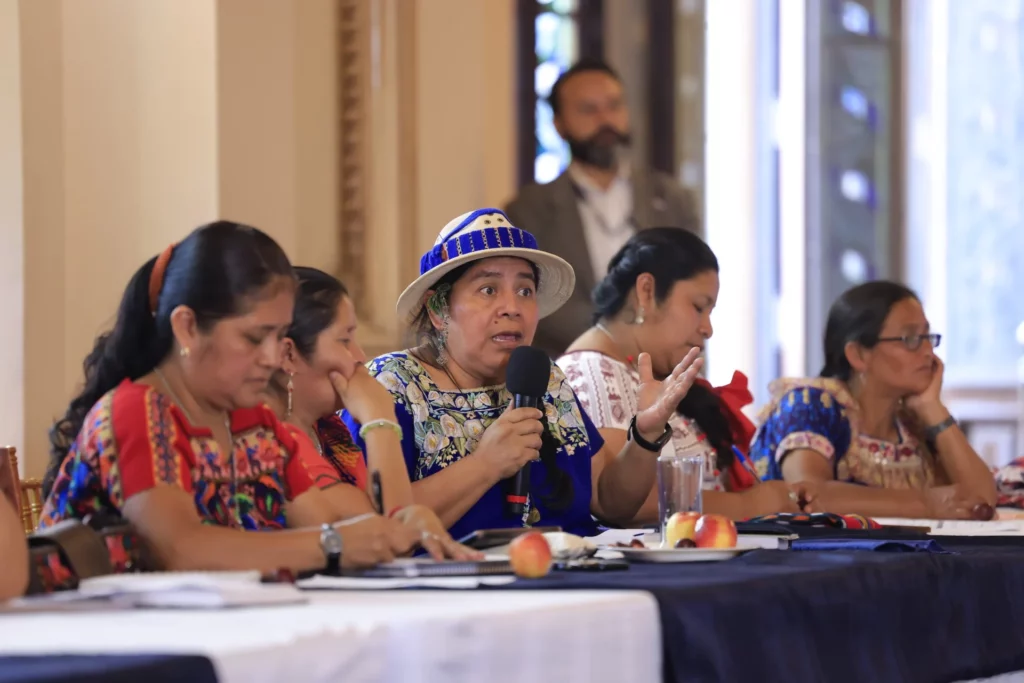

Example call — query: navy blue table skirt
[0,654,218,683]
[497,549,1024,683]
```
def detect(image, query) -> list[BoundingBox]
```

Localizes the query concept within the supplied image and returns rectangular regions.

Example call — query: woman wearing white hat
[342,209,704,538]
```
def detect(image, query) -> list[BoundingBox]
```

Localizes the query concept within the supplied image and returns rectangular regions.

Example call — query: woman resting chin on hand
[749,281,996,520]
[265,267,479,561]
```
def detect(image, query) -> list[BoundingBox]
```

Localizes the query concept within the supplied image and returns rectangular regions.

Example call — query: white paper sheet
[584,529,653,546]
[586,527,793,550]
[10,574,307,610]
[873,518,1024,535]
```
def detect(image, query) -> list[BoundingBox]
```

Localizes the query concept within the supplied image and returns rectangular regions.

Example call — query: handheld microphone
[504,346,552,517]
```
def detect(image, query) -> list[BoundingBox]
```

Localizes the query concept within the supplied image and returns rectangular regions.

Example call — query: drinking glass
[656,449,705,547]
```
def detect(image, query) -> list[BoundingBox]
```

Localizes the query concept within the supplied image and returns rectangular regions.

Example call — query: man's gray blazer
[505,168,700,358]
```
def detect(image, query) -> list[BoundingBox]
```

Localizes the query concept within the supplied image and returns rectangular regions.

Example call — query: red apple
[509,531,553,578]
[694,514,738,549]
[665,511,701,547]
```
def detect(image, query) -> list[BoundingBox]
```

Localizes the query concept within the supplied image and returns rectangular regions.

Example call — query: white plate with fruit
[611,513,753,563]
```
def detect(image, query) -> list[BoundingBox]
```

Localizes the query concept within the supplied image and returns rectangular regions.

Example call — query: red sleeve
[112,382,195,500]
[286,426,344,495]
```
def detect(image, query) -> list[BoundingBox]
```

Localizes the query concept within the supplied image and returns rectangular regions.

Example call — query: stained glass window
[534,0,579,183]
[804,0,901,373]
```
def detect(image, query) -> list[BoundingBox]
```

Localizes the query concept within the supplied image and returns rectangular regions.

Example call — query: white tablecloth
[0,590,661,683]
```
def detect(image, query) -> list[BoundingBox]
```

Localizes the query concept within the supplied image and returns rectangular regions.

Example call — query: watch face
[321,528,343,555]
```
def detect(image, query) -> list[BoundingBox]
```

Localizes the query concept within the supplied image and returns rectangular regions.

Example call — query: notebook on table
[342,558,514,579]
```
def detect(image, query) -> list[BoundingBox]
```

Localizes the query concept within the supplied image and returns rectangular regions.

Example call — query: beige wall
[21,0,67,480]
[19,0,222,478]
[413,0,516,250]
[11,0,518,476]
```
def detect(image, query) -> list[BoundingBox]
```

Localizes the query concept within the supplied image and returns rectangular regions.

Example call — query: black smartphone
[457,527,562,550]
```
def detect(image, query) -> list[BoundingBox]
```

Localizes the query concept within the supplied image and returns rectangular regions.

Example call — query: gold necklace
[303,424,324,456]
[154,367,240,523]
[595,322,641,368]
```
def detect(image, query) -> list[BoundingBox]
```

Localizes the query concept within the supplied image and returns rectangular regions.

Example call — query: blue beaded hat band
[396,208,576,323]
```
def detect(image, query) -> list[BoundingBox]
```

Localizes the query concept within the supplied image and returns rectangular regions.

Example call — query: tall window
[533,0,579,183]
[907,0,1024,388]
[804,0,902,373]
[516,0,603,188]
[905,0,1024,465]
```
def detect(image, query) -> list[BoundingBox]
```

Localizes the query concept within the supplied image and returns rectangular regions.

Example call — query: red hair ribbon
[148,244,175,315]
[695,371,759,491]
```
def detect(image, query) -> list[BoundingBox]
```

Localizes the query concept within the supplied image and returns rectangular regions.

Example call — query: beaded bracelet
[359,419,403,440]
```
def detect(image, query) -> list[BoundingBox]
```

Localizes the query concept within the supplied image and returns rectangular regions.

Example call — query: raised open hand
[634,348,704,441]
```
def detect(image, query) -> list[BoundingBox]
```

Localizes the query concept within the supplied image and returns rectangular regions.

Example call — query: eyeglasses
[875,333,942,351]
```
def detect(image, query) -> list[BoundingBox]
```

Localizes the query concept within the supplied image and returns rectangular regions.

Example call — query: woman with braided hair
[40,221,420,573]
[559,227,803,522]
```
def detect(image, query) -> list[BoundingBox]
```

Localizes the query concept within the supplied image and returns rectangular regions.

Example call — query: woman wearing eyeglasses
[749,281,996,519]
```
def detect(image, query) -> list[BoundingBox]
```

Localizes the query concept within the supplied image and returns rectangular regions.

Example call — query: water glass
[657,450,705,546]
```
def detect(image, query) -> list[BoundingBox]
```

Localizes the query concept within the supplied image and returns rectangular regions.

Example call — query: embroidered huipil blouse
[342,352,604,539]
[749,377,937,489]
[41,380,335,530]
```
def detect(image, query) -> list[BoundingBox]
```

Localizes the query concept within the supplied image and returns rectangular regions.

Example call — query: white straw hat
[396,208,576,323]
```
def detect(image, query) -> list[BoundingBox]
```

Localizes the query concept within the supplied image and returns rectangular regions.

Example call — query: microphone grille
[506,346,551,397]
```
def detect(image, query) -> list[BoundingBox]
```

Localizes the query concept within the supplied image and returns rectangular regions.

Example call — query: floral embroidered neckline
[402,352,510,400]
[765,376,914,447]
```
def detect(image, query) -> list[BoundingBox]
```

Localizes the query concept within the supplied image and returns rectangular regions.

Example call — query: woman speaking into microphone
[342,209,704,538]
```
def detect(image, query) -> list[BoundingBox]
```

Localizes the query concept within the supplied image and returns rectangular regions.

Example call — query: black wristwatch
[320,523,343,574]
[628,415,672,452]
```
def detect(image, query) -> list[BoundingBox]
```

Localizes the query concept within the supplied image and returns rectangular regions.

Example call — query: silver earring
[179,346,191,358]
[635,307,645,325]
[285,372,294,418]
[434,321,450,367]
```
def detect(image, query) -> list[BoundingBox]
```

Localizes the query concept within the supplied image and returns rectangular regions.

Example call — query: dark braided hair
[46,221,294,497]
[591,227,737,468]
[820,280,920,381]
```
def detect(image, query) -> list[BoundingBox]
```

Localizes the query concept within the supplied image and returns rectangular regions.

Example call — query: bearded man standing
[506,59,699,357]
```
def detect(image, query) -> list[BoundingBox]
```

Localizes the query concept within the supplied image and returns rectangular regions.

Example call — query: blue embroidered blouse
[749,377,937,490]
[342,352,603,540]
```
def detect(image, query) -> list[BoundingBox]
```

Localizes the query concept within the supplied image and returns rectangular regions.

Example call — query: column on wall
[704,0,759,389]
[17,0,344,477]
[20,0,220,478]
[0,0,24,468]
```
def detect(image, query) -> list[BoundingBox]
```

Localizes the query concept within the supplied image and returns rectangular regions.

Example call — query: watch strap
[629,415,672,452]
[923,414,957,446]
[320,523,342,575]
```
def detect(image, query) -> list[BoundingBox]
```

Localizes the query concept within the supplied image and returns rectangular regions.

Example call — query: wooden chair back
[0,447,43,534]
